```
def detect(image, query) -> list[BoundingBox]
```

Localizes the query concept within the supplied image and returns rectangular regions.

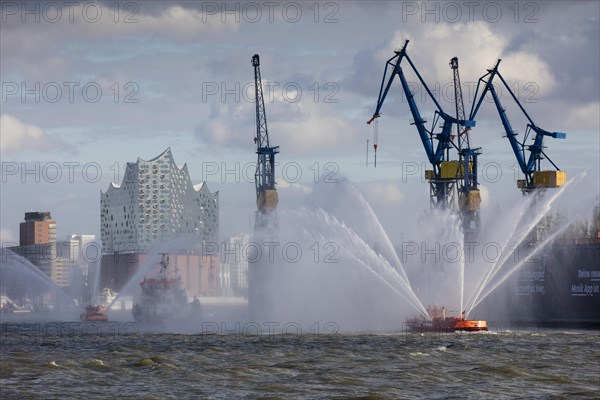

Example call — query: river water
[1,321,598,399]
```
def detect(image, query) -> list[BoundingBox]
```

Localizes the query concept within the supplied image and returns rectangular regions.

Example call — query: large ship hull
[481,240,600,325]
[132,301,201,325]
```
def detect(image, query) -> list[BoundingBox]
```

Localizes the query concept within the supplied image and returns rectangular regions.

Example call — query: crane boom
[470,60,566,192]
[451,57,469,151]
[252,54,279,229]
[451,57,481,238]
[367,40,476,211]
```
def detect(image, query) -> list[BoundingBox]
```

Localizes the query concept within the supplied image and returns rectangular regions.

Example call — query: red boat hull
[81,313,108,321]
[81,305,108,321]
[454,320,487,331]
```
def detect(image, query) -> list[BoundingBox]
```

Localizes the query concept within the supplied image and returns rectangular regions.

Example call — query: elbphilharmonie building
[100,148,220,294]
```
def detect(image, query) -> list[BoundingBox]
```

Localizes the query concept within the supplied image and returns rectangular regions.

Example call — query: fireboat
[132,253,201,324]
[80,305,108,321]
[406,305,487,332]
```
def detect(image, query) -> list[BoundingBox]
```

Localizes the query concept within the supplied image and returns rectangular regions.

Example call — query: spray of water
[465,172,586,317]
[0,249,78,318]
[99,171,589,330]
[91,257,102,304]
[464,194,537,315]
[305,207,429,318]
[401,208,468,316]
[349,254,430,320]
[311,178,412,287]
[470,218,575,312]
[107,234,200,310]
[246,179,432,331]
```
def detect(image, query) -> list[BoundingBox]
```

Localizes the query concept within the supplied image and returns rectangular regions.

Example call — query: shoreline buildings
[4,212,97,307]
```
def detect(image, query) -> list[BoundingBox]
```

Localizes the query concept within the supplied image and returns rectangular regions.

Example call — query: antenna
[373,119,379,168]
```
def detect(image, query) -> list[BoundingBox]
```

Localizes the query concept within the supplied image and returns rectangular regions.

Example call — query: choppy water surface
[1,322,599,399]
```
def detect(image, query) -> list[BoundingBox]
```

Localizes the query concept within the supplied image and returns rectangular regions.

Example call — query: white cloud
[566,101,600,131]
[363,181,405,205]
[500,52,556,96]
[278,180,313,194]
[0,228,16,244]
[387,22,556,99]
[389,22,507,85]
[0,114,74,156]
[272,104,354,154]
[94,5,240,40]
[199,91,362,156]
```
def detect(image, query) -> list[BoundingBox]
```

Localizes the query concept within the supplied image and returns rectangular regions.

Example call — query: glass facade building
[101,148,218,254]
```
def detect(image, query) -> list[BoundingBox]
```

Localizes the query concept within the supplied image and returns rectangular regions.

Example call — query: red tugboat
[80,305,108,321]
[406,305,487,332]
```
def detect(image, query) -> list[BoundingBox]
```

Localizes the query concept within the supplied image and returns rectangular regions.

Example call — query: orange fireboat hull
[454,320,487,331]
[80,305,109,321]
[81,314,108,321]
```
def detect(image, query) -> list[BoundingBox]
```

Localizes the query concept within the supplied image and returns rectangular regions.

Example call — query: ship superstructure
[132,253,200,324]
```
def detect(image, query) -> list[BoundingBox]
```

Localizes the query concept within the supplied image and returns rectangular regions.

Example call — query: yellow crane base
[257,189,279,211]
[459,190,481,212]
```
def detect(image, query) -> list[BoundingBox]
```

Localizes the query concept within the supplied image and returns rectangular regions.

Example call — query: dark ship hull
[483,240,600,326]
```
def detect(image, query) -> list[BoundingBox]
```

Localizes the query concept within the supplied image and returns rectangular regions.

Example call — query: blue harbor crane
[368,40,479,234]
[252,54,279,230]
[469,59,566,194]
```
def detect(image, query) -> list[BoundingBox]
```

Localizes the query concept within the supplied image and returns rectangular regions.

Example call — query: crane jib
[252,54,279,228]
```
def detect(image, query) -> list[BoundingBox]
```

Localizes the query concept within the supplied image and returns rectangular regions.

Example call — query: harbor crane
[469,59,566,194]
[367,40,479,235]
[450,56,482,237]
[252,54,279,230]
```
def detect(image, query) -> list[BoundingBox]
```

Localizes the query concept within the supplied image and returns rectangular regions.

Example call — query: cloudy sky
[1,0,599,244]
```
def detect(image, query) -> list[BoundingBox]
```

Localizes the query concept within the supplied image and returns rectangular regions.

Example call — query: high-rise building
[225,234,250,296]
[9,212,96,299]
[55,235,98,297]
[19,211,56,246]
[11,211,57,279]
[100,147,218,254]
[100,148,222,296]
